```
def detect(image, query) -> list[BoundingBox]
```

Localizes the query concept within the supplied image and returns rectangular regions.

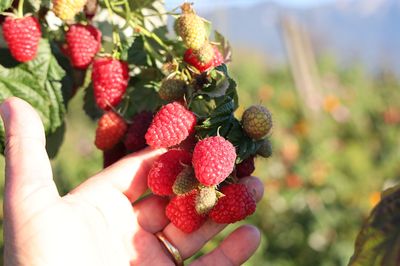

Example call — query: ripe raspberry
[184,47,214,73]
[210,184,256,224]
[92,57,129,110]
[166,190,207,233]
[241,105,273,140]
[177,3,207,50]
[257,138,272,158]
[148,149,192,196]
[95,111,127,151]
[103,142,126,168]
[192,136,236,186]
[195,186,217,215]
[236,156,255,178]
[52,0,87,21]
[123,111,153,152]
[2,16,41,63]
[172,166,199,195]
[145,102,197,148]
[213,46,224,67]
[158,78,187,101]
[65,24,101,69]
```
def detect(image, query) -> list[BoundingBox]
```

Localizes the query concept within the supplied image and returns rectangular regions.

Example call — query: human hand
[1,97,264,266]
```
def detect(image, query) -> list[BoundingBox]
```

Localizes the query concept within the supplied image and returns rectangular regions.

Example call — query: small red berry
[210,184,256,224]
[184,48,214,73]
[148,149,192,196]
[92,57,129,110]
[192,136,236,186]
[2,16,41,62]
[236,156,255,178]
[124,111,153,152]
[95,111,127,151]
[145,102,196,148]
[166,190,207,233]
[65,24,101,69]
[103,142,126,168]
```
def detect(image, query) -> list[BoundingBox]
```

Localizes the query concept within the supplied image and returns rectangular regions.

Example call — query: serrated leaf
[123,83,165,118]
[0,39,71,157]
[127,36,151,66]
[189,95,216,118]
[212,97,234,117]
[214,30,232,63]
[349,187,400,266]
[0,0,12,12]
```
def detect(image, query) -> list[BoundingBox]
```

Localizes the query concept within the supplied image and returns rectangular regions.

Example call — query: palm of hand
[2,98,262,266]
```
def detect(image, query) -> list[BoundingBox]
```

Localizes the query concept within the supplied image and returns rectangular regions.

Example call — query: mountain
[198,0,400,73]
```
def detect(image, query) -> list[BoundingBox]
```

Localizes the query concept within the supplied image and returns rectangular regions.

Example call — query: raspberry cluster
[0,0,274,234]
[89,3,274,233]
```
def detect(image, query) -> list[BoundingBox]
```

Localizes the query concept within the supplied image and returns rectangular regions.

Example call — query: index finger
[71,147,166,202]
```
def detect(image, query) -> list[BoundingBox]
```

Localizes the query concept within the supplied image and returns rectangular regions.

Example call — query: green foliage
[349,186,400,266]
[0,39,72,155]
[0,0,12,12]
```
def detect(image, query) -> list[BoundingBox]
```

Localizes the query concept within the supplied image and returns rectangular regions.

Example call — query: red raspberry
[2,16,41,62]
[145,102,196,148]
[236,156,255,178]
[184,48,214,73]
[210,184,256,224]
[92,57,129,110]
[166,190,207,233]
[65,24,101,69]
[192,136,236,186]
[124,111,153,152]
[148,149,192,195]
[213,46,224,67]
[95,111,127,151]
[103,142,126,168]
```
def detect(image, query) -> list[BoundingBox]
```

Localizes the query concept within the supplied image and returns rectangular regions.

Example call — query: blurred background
[1,0,400,265]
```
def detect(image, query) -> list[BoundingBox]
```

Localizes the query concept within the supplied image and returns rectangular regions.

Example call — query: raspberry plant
[0,0,274,232]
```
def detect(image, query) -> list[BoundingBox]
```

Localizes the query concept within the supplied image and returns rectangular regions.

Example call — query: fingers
[133,195,170,233]
[0,97,59,208]
[190,225,261,266]
[72,147,166,202]
[163,176,264,259]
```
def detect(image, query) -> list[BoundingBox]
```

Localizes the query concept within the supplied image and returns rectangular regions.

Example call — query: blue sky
[165,0,336,10]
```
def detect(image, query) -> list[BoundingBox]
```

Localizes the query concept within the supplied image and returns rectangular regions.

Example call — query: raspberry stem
[17,0,24,18]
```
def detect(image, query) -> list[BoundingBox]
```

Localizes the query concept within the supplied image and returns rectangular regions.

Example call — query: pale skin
[1,97,264,266]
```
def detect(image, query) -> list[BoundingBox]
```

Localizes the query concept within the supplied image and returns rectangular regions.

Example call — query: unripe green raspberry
[177,3,207,50]
[241,105,273,140]
[173,167,199,195]
[257,138,272,158]
[195,186,217,215]
[159,78,187,101]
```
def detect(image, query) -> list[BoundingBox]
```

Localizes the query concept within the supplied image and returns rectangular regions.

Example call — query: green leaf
[214,30,232,63]
[123,82,165,118]
[349,187,400,266]
[0,39,71,157]
[83,83,102,121]
[127,36,151,66]
[0,0,12,12]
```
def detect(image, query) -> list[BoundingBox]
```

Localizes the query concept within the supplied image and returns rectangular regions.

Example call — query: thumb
[0,97,59,212]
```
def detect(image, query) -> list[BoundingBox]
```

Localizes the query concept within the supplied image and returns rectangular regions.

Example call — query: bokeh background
[1,0,400,265]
